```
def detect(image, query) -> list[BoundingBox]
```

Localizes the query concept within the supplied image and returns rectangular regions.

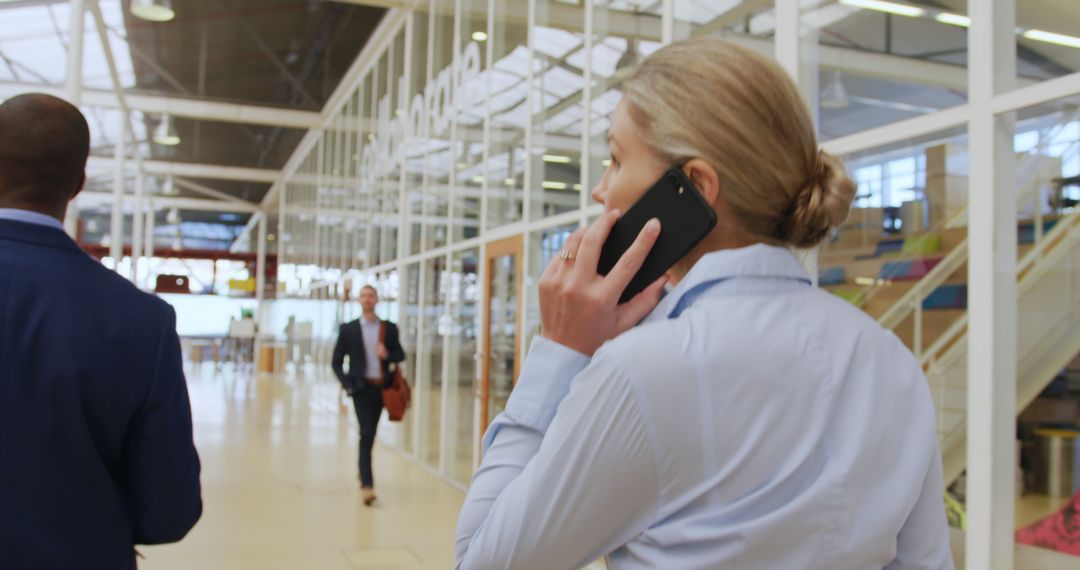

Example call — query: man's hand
[376,343,388,361]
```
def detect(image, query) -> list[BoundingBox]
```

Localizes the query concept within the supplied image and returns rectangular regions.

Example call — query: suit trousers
[351,387,383,488]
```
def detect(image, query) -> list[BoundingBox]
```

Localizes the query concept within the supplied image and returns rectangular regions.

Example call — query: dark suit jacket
[332,318,406,393]
[0,219,202,569]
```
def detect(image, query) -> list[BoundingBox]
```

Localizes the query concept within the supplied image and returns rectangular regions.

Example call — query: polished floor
[140,365,464,570]
[139,363,1077,569]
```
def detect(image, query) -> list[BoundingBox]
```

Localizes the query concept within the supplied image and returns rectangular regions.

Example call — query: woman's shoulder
[593,318,702,388]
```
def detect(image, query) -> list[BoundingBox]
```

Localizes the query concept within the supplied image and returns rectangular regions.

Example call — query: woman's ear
[682,158,721,207]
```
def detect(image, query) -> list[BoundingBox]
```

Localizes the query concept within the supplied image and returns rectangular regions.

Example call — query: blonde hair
[622,37,856,248]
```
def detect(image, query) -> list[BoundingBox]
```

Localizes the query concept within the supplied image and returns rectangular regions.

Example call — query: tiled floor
[141,363,1078,569]
[139,365,464,570]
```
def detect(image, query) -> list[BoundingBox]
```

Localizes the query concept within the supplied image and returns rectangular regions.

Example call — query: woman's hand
[538,209,667,356]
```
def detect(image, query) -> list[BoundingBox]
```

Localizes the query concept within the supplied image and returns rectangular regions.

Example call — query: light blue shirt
[0,208,64,231]
[456,244,953,570]
[359,316,382,380]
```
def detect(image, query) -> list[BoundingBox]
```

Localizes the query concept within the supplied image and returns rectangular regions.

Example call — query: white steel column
[474,0,495,472]
[278,180,286,275]
[144,201,155,288]
[256,213,268,321]
[398,15,414,264]
[967,1,1017,569]
[775,0,818,284]
[64,0,86,238]
[661,0,673,45]
[66,0,85,105]
[144,198,155,258]
[109,112,125,267]
[439,0,465,481]
[517,0,536,381]
[580,0,593,221]
[131,163,145,284]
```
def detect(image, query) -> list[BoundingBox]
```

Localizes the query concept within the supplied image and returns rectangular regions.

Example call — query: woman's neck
[666,222,761,284]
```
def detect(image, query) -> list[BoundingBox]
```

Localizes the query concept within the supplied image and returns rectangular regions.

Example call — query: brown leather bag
[378,322,410,422]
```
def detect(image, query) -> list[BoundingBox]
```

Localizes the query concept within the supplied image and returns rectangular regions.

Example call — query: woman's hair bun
[783,150,857,249]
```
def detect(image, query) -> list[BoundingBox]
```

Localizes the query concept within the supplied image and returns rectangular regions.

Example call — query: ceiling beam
[326,0,420,8]
[0,81,322,129]
[86,156,279,183]
[174,177,259,206]
[75,192,260,214]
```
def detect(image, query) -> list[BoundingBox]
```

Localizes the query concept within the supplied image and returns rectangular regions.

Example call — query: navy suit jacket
[331,319,406,393]
[0,219,202,569]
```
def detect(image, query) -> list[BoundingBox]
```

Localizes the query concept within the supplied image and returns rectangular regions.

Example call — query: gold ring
[559,250,575,261]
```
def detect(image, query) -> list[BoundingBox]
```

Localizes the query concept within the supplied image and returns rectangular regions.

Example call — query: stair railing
[878,146,1073,357]
[926,204,1080,464]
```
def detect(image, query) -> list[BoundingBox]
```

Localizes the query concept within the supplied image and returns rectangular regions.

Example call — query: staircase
[821,149,1080,485]
[927,209,1080,484]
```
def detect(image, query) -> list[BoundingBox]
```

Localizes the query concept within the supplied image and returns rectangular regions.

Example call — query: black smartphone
[597,168,717,303]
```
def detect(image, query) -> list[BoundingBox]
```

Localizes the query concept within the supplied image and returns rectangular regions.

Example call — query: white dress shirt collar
[644,243,811,323]
[0,208,64,231]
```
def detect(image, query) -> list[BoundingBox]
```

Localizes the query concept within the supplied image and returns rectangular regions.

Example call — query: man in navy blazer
[0,94,202,569]
[332,285,405,505]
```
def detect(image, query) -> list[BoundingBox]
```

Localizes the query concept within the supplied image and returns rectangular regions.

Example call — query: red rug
[1015,491,1080,556]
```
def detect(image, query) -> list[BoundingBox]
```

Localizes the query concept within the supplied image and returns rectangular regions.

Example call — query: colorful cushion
[831,286,867,308]
[922,284,967,310]
[880,257,944,281]
[819,266,846,286]
[1018,219,1060,245]
[901,233,942,256]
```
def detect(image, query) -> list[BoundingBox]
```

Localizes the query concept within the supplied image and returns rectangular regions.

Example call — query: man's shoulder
[3,231,172,319]
[85,258,173,316]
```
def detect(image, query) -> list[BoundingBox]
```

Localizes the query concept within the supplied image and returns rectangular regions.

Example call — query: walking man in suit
[332,285,406,505]
[0,94,202,569]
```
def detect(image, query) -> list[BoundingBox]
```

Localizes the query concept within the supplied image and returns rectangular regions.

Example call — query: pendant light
[821,71,851,109]
[130,0,176,23]
[153,113,180,146]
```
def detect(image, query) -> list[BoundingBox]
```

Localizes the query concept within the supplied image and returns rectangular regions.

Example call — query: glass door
[480,235,524,449]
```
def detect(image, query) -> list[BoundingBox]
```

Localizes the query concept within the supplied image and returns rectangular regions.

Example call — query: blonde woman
[456,38,952,569]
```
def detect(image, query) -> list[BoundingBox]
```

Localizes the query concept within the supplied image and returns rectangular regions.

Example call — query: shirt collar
[643,244,811,323]
[0,208,64,231]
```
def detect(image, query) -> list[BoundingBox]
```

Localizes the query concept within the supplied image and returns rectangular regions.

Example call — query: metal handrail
[877,236,968,330]
[878,143,1075,334]
[923,207,1080,452]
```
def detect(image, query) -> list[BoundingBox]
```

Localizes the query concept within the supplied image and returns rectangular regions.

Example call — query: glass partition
[1013,3,1080,94]
[417,255,447,470]
[446,248,480,485]
[806,1,969,141]
[262,1,1080,503]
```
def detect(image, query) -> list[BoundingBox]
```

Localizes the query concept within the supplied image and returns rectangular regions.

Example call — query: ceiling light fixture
[838,0,925,18]
[130,0,176,22]
[542,181,569,190]
[820,71,851,109]
[1023,29,1080,49]
[616,38,640,72]
[162,174,178,195]
[472,31,488,42]
[934,13,970,28]
[542,154,572,163]
[152,113,180,146]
